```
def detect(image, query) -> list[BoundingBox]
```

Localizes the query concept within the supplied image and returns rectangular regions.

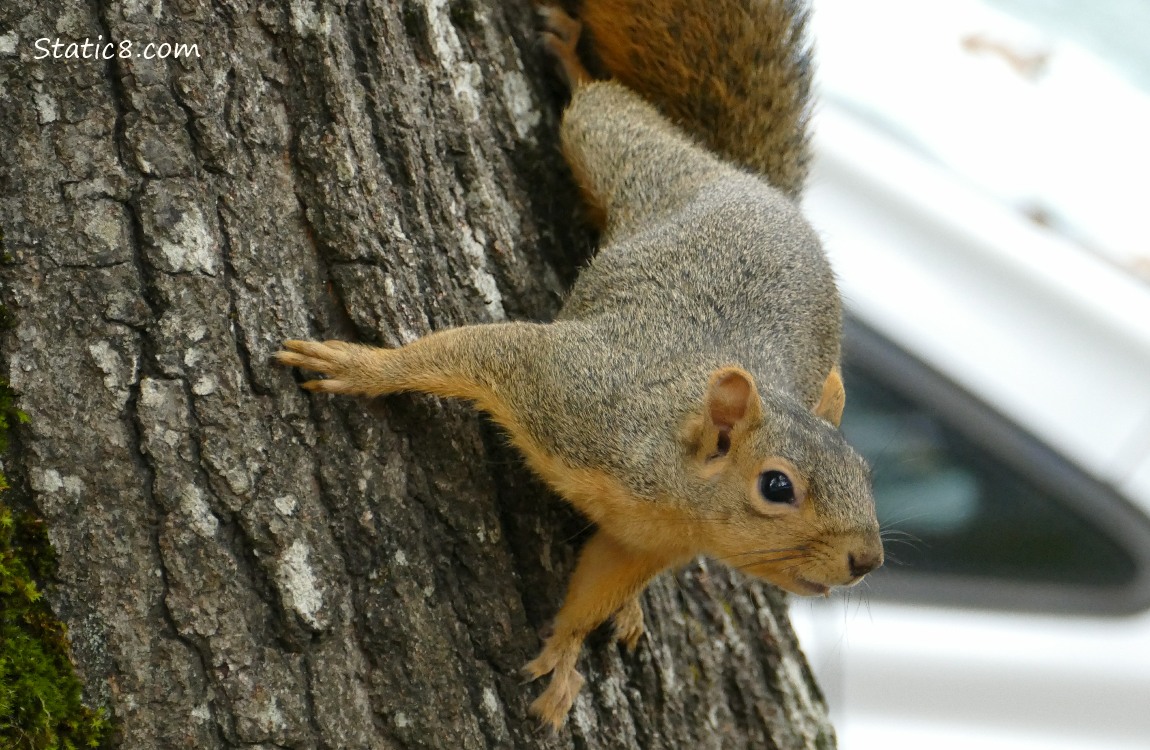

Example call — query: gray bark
[0,0,836,747]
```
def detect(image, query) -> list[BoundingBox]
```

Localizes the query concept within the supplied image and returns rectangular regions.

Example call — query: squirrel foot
[274,339,373,395]
[612,597,645,651]
[537,5,592,90]
[521,630,586,730]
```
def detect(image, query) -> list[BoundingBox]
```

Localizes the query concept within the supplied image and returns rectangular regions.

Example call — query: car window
[837,319,1150,616]
[841,364,1138,588]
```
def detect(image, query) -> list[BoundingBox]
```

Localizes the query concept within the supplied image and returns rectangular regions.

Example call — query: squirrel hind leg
[522,637,585,731]
[537,5,594,92]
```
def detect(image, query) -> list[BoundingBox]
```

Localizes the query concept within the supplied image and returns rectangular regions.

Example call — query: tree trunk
[0,1,836,747]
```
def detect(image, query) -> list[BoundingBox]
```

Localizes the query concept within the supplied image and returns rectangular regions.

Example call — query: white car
[790,2,1150,748]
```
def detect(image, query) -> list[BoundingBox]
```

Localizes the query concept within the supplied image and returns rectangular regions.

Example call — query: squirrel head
[683,366,883,595]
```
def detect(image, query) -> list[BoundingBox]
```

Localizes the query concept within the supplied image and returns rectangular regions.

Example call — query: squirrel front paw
[521,631,586,730]
[612,597,645,651]
[274,339,377,396]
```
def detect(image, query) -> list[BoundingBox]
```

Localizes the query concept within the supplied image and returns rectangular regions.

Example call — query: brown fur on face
[680,367,881,595]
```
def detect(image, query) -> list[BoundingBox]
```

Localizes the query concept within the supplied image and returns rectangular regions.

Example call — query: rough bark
[0,1,836,748]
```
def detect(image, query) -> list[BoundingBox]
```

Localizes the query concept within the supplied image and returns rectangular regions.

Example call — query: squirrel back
[576,0,814,197]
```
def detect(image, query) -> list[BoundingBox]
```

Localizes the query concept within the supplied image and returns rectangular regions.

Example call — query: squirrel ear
[814,368,845,427]
[703,367,763,456]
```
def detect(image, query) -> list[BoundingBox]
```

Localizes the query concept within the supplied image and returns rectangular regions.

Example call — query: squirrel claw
[528,666,585,731]
[301,378,349,394]
[519,661,545,684]
[612,598,645,652]
[521,648,560,683]
[275,339,366,395]
[536,5,579,43]
[274,340,349,375]
[523,630,586,728]
[537,5,592,90]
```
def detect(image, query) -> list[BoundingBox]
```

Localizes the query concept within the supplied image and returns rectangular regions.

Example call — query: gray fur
[495,84,862,522]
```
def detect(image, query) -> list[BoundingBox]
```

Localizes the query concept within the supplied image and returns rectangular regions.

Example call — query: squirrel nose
[847,551,882,579]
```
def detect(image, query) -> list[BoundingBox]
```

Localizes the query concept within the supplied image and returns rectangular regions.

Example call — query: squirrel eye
[759,470,796,504]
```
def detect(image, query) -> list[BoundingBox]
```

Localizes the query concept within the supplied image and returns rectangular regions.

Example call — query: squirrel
[276,0,882,731]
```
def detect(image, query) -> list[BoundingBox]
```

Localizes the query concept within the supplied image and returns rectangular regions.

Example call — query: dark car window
[839,320,1150,614]
[842,366,1136,587]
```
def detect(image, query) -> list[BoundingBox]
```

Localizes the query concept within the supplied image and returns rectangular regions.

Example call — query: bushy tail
[575,0,814,199]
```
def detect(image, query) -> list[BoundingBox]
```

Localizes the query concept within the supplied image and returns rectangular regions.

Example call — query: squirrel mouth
[789,575,830,597]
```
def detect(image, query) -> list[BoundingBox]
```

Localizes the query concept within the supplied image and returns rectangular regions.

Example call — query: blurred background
[787,1,1150,748]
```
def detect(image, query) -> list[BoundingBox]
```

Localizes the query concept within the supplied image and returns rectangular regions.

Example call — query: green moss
[0,380,111,749]
[0,383,30,454]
